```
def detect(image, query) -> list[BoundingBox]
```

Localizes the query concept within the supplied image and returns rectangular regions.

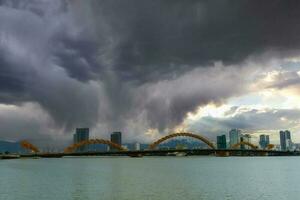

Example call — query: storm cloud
[79,0,300,82]
[1,0,300,145]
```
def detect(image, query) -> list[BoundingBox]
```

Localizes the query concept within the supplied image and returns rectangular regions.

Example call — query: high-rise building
[73,128,89,152]
[229,129,242,147]
[217,135,227,149]
[259,134,270,149]
[280,131,286,150]
[266,135,270,146]
[280,130,292,151]
[285,130,291,140]
[286,139,292,150]
[110,132,122,151]
[259,135,265,148]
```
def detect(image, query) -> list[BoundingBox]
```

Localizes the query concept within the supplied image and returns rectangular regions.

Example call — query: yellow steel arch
[64,139,125,153]
[20,140,40,153]
[231,141,258,149]
[266,144,275,150]
[149,132,216,150]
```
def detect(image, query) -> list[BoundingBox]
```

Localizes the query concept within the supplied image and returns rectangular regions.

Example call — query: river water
[0,156,299,200]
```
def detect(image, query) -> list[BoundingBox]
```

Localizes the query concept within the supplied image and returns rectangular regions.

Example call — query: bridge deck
[17,149,300,158]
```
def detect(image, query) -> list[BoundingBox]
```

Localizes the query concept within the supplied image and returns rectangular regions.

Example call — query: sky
[1,0,300,148]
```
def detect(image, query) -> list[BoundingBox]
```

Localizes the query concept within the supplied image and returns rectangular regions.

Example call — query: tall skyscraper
[280,131,286,150]
[217,135,227,149]
[259,134,270,149]
[280,130,292,151]
[285,130,291,140]
[266,135,270,146]
[73,128,89,152]
[285,130,292,150]
[110,132,122,151]
[229,129,242,147]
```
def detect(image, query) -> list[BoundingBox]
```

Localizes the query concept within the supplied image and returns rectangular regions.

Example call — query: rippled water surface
[0,156,299,200]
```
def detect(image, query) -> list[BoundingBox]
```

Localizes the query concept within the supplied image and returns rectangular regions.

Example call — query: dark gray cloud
[1,0,300,145]
[0,1,101,131]
[134,66,247,132]
[80,0,300,82]
[52,35,100,82]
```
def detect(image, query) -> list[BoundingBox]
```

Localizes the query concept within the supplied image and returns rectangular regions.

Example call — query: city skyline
[5,127,295,153]
[21,127,297,152]
[66,127,296,152]
[1,1,300,148]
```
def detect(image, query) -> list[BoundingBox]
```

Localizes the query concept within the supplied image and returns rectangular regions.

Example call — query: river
[0,156,299,200]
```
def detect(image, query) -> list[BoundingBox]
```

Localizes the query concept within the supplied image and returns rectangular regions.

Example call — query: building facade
[110,132,122,151]
[217,135,227,149]
[259,134,270,149]
[280,131,286,150]
[229,129,242,147]
[280,130,292,151]
[73,128,89,152]
[266,135,270,147]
